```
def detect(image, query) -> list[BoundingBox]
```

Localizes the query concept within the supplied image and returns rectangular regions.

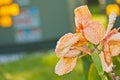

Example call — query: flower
[75,5,120,72]
[55,33,90,75]
[55,5,120,76]
[99,12,120,72]
[75,5,105,44]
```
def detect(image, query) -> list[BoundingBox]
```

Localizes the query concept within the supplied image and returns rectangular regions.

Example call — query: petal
[64,46,90,58]
[104,28,118,40]
[73,34,88,47]
[83,27,99,44]
[104,12,117,38]
[108,33,120,56]
[109,44,120,56]
[99,52,113,72]
[83,21,105,44]
[55,57,77,76]
[55,33,81,57]
[91,21,105,41]
[64,47,81,57]
[75,46,91,55]
[104,43,112,65]
[56,46,71,58]
[74,5,92,32]
[64,35,89,58]
[109,33,120,40]
[108,40,120,56]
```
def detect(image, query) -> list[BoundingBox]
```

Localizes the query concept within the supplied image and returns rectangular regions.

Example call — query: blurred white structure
[0,52,24,63]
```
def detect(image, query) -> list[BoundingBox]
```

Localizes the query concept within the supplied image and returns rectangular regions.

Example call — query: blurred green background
[0,52,120,80]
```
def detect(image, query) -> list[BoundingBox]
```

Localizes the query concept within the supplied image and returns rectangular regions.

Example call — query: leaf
[88,63,101,80]
[88,63,109,80]
[112,56,120,76]
[81,55,91,80]
[104,72,113,80]
[91,53,104,76]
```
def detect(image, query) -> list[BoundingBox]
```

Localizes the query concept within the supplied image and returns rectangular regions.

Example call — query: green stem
[110,72,116,80]
[101,76,105,80]
[100,75,108,80]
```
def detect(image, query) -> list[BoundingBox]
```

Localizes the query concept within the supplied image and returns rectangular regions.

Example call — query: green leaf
[81,55,91,80]
[88,64,109,80]
[105,72,113,80]
[88,63,101,80]
[112,56,120,76]
[91,53,104,76]
[100,75,108,80]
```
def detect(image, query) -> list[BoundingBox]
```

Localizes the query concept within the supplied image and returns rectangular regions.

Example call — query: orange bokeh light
[0,0,12,5]
[0,3,19,16]
[4,0,12,5]
[0,0,4,5]
[0,16,12,27]
[116,0,120,4]
[0,0,19,28]
[106,4,119,16]
[0,6,10,16]
[9,3,20,16]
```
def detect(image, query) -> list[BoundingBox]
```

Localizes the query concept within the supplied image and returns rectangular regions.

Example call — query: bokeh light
[0,0,4,5]
[0,6,10,16]
[0,1,19,28]
[0,0,12,5]
[9,3,19,16]
[106,4,119,16]
[116,0,120,4]
[0,16,12,27]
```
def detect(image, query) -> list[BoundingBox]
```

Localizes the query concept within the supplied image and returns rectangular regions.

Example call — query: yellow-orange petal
[55,57,77,76]
[108,33,120,56]
[99,52,113,72]
[64,46,90,58]
[104,43,112,65]
[83,21,105,44]
[74,5,92,32]
[63,34,89,58]
[104,28,118,40]
[109,33,120,40]
[104,12,116,38]
[91,21,105,41]
[55,33,81,57]
[108,40,120,56]
[83,27,99,44]
[64,47,81,58]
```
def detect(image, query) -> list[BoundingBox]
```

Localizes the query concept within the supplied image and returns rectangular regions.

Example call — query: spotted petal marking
[55,57,77,76]
[74,5,92,32]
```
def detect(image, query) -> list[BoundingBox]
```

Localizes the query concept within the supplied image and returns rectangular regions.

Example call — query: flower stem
[110,69,120,80]
[100,75,108,80]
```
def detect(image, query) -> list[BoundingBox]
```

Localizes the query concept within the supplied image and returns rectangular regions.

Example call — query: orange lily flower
[55,5,120,76]
[74,5,105,44]
[55,33,90,75]
[99,12,120,72]
[75,5,120,72]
